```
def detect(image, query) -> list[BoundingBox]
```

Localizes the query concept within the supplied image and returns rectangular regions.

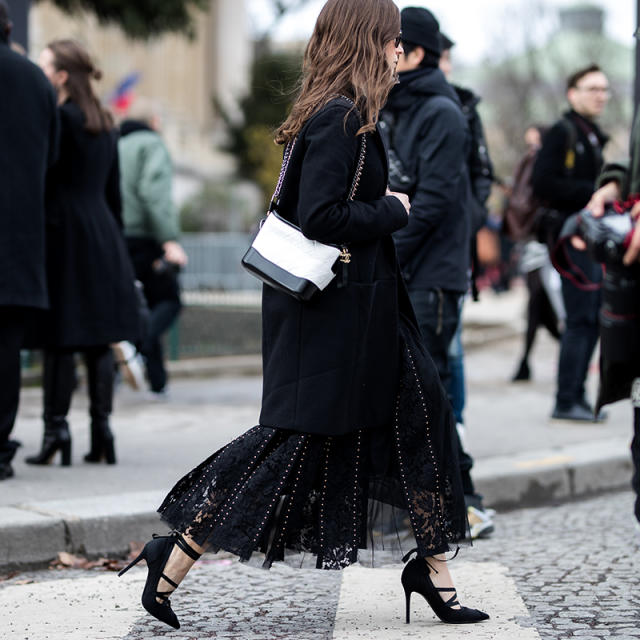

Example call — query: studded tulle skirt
[157,318,468,570]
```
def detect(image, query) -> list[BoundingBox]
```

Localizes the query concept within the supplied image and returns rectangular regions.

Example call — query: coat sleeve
[46,85,60,169]
[105,133,123,229]
[597,161,628,191]
[296,105,408,244]
[393,102,468,268]
[137,137,179,243]
[532,122,594,209]
[467,106,493,204]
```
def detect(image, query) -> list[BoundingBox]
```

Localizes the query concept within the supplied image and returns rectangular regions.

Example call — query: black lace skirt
[158,319,468,570]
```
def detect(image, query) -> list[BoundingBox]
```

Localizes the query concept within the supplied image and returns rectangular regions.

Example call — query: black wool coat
[43,101,140,348]
[259,97,413,436]
[0,41,59,309]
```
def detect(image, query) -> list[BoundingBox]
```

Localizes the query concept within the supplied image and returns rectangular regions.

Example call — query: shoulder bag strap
[269,97,367,213]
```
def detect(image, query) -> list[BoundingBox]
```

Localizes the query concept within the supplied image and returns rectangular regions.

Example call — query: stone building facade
[29,0,250,178]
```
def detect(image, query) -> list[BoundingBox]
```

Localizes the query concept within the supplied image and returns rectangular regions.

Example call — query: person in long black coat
[24,40,139,468]
[118,0,489,631]
[0,3,59,481]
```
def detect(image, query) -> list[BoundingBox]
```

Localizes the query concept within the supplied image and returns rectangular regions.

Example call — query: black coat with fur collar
[259,96,413,436]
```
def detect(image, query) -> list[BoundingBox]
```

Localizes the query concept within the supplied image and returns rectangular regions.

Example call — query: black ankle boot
[118,531,202,629]
[84,420,115,464]
[401,549,489,625]
[25,418,72,466]
[26,351,75,466]
[84,347,116,464]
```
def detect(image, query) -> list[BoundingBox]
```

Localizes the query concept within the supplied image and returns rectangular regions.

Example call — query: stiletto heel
[118,549,146,576]
[118,531,201,629]
[404,587,411,624]
[401,549,489,625]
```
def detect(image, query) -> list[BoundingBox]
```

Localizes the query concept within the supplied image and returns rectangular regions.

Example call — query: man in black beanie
[381,6,493,538]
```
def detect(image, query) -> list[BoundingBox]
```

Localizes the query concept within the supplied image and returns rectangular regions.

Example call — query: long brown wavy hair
[275,0,400,145]
[47,39,113,134]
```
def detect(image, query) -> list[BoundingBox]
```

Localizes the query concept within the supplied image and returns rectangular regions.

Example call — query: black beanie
[439,32,455,52]
[400,7,441,56]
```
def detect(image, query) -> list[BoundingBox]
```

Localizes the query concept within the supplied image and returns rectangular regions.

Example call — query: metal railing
[179,232,260,292]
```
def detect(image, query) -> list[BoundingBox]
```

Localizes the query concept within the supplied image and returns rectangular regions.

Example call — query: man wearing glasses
[532,64,610,422]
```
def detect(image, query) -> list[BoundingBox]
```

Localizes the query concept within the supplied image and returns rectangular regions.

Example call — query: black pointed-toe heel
[401,549,489,625]
[118,531,201,630]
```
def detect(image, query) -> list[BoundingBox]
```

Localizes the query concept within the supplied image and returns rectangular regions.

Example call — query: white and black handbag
[242,104,367,301]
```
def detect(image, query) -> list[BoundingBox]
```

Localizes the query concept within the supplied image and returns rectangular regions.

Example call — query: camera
[560,205,633,264]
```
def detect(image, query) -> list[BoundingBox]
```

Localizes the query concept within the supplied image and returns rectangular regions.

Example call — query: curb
[0,447,633,572]
[19,324,521,387]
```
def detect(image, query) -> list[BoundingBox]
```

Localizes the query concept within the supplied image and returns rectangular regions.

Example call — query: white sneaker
[112,341,146,391]
[467,506,495,539]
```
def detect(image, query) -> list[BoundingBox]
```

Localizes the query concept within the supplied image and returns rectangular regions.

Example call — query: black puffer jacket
[382,67,472,293]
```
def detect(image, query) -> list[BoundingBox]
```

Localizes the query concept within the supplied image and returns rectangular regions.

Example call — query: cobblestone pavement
[3,490,639,639]
[471,491,640,640]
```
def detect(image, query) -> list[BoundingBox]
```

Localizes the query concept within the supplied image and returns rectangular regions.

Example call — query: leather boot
[25,351,74,466]
[84,347,116,464]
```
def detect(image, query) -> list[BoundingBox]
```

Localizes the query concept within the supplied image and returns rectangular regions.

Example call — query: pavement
[0,285,636,572]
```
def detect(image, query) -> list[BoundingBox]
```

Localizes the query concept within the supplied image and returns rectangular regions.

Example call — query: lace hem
[158,328,468,570]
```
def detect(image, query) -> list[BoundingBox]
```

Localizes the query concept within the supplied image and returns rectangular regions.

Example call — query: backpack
[503,118,578,244]
[502,148,540,242]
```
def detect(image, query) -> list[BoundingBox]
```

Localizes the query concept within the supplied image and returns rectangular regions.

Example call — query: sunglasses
[394,33,402,48]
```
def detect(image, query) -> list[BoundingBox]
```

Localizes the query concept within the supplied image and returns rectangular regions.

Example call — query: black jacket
[382,67,473,293]
[43,101,139,348]
[532,109,608,214]
[0,41,59,309]
[259,97,413,436]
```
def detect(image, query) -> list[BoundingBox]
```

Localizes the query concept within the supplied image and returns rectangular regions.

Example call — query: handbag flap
[252,214,340,290]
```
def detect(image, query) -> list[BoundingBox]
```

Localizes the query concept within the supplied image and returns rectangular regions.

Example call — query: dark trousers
[0,307,30,465]
[43,346,113,425]
[127,237,182,393]
[556,247,602,410]
[142,299,181,392]
[408,288,476,497]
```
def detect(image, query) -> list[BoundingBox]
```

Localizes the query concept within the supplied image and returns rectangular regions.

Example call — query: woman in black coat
[119,0,488,631]
[25,40,139,467]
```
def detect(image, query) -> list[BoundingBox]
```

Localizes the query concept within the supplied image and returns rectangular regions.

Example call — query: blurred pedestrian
[532,64,610,421]
[439,30,495,539]
[506,126,565,382]
[116,99,187,396]
[380,7,493,539]
[0,1,59,481]
[118,0,489,630]
[24,40,140,467]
